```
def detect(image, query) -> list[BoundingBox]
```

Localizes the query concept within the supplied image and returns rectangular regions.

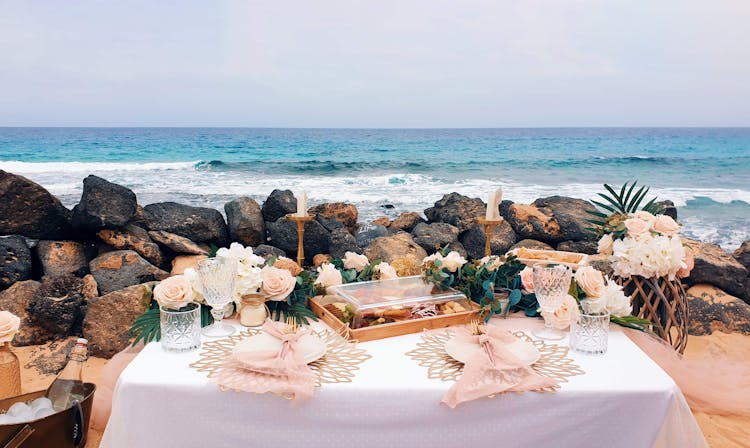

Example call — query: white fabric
[101,317,706,448]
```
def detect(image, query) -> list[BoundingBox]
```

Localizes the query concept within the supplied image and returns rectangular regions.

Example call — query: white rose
[542,295,579,330]
[314,263,343,289]
[182,268,205,303]
[597,234,614,256]
[154,275,194,310]
[574,266,605,298]
[422,252,443,266]
[260,266,296,302]
[375,262,398,280]
[441,251,467,272]
[217,242,264,267]
[653,215,680,236]
[0,311,21,343]
[343,252,369,272]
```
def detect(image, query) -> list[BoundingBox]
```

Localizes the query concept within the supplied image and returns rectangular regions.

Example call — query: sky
[0,0,749,128]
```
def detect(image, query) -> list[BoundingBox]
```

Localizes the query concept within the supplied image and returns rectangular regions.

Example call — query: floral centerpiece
[587,181,692,352]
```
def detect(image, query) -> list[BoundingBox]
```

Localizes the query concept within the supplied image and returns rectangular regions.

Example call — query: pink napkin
[441,325,559,408]
[213,319,315,400]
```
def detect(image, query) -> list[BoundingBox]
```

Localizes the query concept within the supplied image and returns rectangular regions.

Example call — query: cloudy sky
[1,0,749,127]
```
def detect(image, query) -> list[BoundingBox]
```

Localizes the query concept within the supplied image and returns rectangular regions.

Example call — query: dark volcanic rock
[424,193,485,233]
[389,212,425,233]
[90,250,169,295]
[83,282,154,358]
[656,200,678,220]
[97,225,164,268]
[363,232,428,265]
[148,230,208,255]
[0,170,72,239]
[411,222,459,254]
[309,202,359,233]
[254,244,287,260]
[225,197,266,247]
[261,189,297,223]
[329,227,361,259]
[27,275,85,338]
[506,196,596,244]
[684,239,748,300]
[510,239,554,251]
[556,240,599,255]
[356,225,388,249]
[733,240,750,272]
[459,220,518,260]
[687,284,750,335]
[36,240,88,277]
[0,280,42,345]
[71,175,137,231]
[315,216,345,232]
[0,236,32,288]
[144,202,229,246]
[266,217,330,264]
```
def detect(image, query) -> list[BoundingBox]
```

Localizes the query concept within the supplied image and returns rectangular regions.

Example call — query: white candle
[296,191,308,217]
[486,188,502,221]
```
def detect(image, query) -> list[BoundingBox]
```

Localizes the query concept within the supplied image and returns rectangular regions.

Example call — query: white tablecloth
[101,317,706,448]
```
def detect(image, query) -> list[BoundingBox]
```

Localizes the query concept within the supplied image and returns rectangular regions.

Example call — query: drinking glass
[197,257,237,337]
[160,302,201,352]
[532,263,572,340]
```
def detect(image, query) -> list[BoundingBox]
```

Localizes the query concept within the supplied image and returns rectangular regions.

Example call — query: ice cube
[29,397,53,413]
[33,407,55,419]
[0,414,19,425]
[6,402,30,417]
[16,410,34,423]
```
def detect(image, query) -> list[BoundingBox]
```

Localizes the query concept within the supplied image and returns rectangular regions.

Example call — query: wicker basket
[615,275,689,353]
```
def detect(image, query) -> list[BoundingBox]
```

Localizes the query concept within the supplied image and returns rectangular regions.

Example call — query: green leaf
[129,307,161,346]
[591,199,616,213]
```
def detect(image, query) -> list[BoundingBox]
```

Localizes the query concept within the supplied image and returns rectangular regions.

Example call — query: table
[101,317,707,448]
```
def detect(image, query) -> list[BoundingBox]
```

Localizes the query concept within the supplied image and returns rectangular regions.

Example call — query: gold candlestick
[286,214,315,267]
[476,217,504,257]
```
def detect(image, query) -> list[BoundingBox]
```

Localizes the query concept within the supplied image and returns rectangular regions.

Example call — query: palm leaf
[596,193,623,212]
[129,307,161,346]
[591,200,616,213]
[622,180,638,207]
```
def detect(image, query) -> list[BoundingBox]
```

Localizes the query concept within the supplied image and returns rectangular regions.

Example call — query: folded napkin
[213,319,315,400]
[442,325,558,408]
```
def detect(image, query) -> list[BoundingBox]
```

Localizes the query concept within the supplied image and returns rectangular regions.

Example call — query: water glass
[493,288,512,318]
[532,263,572,340]
[160,303,201,353]
[197,257,237,338]
[570,309,610,355]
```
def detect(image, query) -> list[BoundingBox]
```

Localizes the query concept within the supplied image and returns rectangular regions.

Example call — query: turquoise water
[1,127,748,249]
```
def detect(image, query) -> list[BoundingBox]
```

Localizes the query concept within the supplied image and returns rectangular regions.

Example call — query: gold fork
[284,316,298,334]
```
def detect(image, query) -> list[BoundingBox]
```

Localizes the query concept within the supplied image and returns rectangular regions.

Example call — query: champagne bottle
[46,338,88,411]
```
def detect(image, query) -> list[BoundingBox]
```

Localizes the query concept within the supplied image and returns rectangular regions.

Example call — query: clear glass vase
[160,302,202,353]
[569,310,610,355]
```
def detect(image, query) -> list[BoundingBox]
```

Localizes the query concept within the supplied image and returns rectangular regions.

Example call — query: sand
[8,331,750,448]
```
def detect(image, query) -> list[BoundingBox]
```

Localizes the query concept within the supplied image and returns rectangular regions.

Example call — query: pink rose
[154,275,194,310]
[634,210,656,223]
[520,266,534,293]
[542,295,580,330]
[260,266,297,302]
[597,234,614,256]
[653,215,680,236]
[624,218,649,238]
[375,262,398,280]
[314,263,343,289]
[0,311,21,343]
[574,266,605,298]
[677,247,695,279]
[343,252,369,272]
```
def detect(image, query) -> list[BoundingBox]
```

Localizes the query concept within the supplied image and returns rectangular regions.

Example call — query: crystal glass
[160,303,201,352]
[197,257,237,337]
[532,263,572,340]
[570,302,610,355]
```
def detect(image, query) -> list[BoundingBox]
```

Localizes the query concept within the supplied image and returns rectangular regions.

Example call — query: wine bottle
[46,338,88,411]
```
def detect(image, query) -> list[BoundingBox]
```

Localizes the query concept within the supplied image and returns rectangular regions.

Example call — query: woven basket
[614,275,689,353]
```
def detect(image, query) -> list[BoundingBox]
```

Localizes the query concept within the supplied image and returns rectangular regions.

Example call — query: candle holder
[476,217,504,257]
[286,214,315,267]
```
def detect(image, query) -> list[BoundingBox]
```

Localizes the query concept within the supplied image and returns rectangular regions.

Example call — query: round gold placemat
[190,328,371,388]
[405,330,584,392]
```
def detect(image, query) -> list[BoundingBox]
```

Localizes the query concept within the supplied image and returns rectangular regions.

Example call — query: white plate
[444,334,540,365]
[233,332,327,364]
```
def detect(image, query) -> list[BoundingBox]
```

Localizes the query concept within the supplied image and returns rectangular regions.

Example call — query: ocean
[1,127,748,250]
